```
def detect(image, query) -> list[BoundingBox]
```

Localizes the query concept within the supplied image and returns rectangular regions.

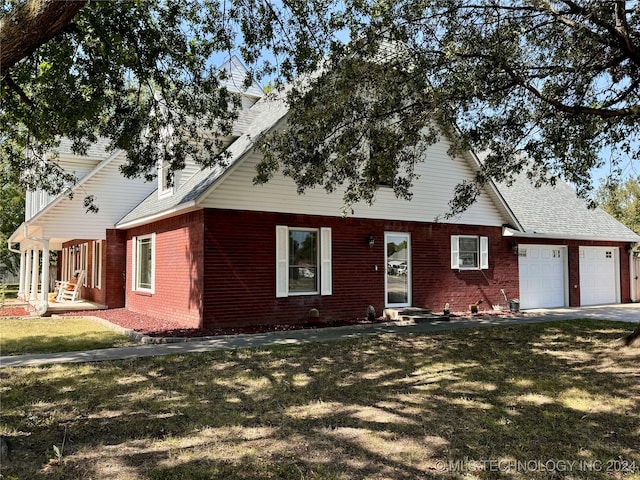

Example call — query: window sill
[133,290,154,297]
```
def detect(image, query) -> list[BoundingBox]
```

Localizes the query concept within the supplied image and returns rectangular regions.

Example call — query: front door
[385,232,411,307]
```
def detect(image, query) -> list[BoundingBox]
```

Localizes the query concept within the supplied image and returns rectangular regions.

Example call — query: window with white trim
[80,243,88,286]
[92,241,102,289]
[451,235,489,270]
[132,234,155,293]
[158,161,175,198]
[276,226,332,297]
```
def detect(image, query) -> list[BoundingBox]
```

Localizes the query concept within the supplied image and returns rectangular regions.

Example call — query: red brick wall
[515,238,632,306]
[104,230,126,308]
[201,209,520,329]
[117,208,633,330]
[60,236,125,307]
[125,211,204,328]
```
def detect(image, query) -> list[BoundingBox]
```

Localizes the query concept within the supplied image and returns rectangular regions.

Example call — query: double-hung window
[276,226,332,297]
[451,235,489,270]
[132,233,155,293]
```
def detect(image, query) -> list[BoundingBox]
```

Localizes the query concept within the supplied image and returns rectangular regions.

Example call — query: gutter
[115,202,199,229]
[503,226,640,244]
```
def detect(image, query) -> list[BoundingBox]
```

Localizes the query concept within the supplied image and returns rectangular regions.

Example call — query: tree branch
[2,74,34,107]
[505,65,640,118]
[558,0,640,67]
[0,0,87,71]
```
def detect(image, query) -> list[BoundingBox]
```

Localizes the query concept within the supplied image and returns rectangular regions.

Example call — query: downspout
[7,240,26,298]
[7,240,20,255]
[6,240,27,300]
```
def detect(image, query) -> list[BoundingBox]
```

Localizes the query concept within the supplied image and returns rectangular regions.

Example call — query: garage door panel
[519,245,566,309]
[579,247,618,306]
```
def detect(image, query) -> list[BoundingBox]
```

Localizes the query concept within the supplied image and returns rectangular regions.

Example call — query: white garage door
[518,245,566,309]
[579,247,619,306]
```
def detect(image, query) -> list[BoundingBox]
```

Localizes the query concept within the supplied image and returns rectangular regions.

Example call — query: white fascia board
[503,226,640,243]
[26,149,123,226]
[115,202,200,229]
[448,123,524,232]
[465,150,524,232]
[7,222,26,244]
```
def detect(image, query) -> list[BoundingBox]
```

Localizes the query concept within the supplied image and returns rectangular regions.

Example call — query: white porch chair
[57,270,85,302]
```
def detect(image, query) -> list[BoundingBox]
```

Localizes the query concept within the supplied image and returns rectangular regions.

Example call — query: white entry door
[385,232,411,307]
[579,247,619,306]
[518,245,567,309]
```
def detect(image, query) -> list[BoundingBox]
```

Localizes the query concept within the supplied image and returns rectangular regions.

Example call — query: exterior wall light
[368,234,375,248]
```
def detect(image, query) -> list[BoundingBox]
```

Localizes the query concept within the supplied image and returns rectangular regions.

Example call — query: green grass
[0,317,135,355]
[0,319,639,479]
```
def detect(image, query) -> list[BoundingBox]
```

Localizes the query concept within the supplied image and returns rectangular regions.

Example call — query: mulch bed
[61,308,386,338]
[0,307,30,317]
[60,307,517,338]
[0,304,518,338]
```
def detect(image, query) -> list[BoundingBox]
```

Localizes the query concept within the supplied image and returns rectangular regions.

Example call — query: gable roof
[111,63,637,243]
[116,94,289,228]
[498,172,640,242]
[220,56,265,99]
[9,148,157,250]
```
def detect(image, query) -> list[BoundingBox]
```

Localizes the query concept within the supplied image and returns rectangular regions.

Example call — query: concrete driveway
[523,303,640,323]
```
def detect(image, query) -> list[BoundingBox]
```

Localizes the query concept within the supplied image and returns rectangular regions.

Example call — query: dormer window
[158,161,175,198]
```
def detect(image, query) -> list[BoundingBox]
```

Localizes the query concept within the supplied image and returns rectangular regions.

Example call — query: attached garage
[518,245,567,309]
[579,246,620,306]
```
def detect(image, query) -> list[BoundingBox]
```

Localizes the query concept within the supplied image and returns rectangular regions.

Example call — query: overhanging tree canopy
[1,0,639,213]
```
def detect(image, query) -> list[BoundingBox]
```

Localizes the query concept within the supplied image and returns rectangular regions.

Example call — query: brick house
[8,58,640,327]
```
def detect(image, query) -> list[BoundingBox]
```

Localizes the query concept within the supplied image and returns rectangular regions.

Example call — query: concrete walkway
[1,303,638,368]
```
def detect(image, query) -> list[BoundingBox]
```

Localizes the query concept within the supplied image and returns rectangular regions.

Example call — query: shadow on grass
[1,319,639,479]
[0,331,133,356]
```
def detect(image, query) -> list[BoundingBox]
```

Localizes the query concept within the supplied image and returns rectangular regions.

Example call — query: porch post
[23,248,32,301]
[30,248,39,302]
[18,250,27,298]
[40,241,50,310]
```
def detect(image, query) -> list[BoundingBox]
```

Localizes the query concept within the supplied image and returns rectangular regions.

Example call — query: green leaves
[1,0,639,213]
[1,0,240,196]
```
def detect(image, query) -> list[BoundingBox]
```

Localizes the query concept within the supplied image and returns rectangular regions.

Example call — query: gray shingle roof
[114,74,639,244]
[497,172,640,242]
[54,137,113,159]
[116,94,288,226]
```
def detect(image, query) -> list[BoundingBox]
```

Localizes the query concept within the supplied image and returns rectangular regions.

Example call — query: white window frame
[92,241,102,289]
[451,235,489,270]
[132,233,156,293]
[158,161,176,198]
[276,226,332,298]
[80,243,88,286]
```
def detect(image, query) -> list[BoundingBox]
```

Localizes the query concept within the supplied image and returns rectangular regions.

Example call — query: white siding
[34,153,156,246]
[25,156,102,221]
[200,137,508,226]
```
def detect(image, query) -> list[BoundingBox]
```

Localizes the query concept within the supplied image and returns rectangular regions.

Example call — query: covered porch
[8,223,107,316]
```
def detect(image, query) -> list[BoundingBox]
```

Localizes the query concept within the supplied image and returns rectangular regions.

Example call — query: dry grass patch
[1,319,640,479]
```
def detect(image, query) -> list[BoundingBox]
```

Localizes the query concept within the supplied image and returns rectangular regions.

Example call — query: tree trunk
[0,0,87,72]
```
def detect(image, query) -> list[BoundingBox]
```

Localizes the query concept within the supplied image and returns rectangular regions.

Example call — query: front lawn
[0,317,135,355]
[0,319,639,479]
